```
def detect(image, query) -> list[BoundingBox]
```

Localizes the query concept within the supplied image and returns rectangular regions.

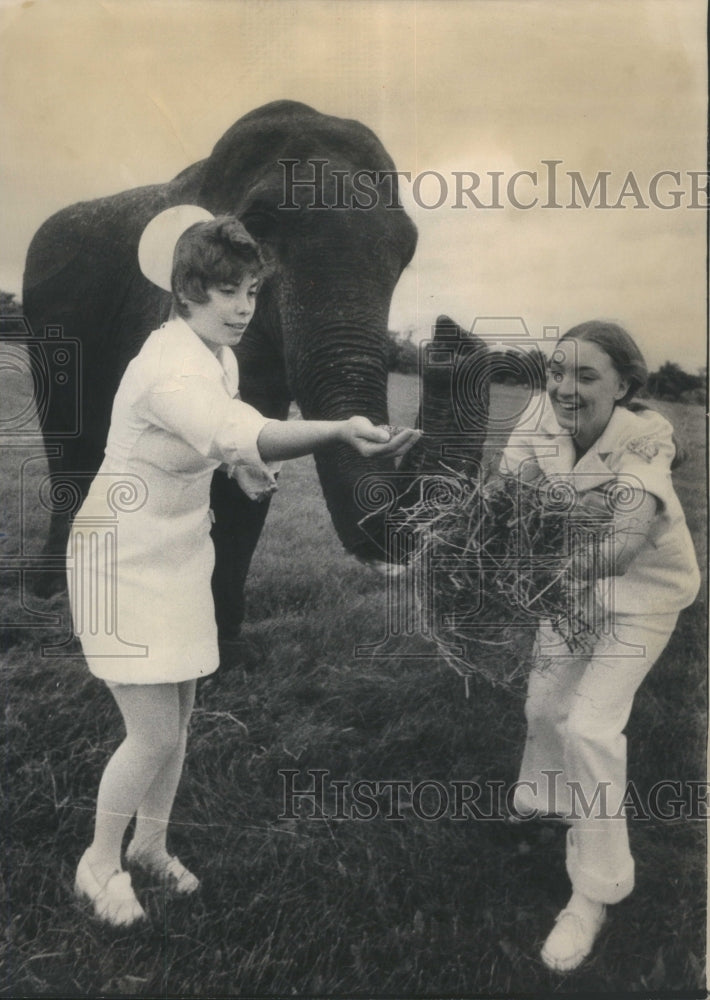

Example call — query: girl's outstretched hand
[341,416,421,458]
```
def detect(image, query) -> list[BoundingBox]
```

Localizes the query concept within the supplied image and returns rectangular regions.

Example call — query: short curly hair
[171,216,271,318]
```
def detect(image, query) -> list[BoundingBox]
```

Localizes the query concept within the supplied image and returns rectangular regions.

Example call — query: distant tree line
[385,328,419,374]
[0,293,703,406]
[645,361,706,405]
[386,327,705,404]
[0,290,26,334]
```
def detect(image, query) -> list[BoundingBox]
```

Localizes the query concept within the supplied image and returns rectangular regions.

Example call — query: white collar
[539,396,638,457]
[537,397,634,485]
[165,316,240,397]
[214,344,240,397]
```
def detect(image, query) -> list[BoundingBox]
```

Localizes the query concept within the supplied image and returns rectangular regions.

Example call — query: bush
[487,347,546,392]
[679,387,706,406]
[647,361,705,403]
[386,328,419,374]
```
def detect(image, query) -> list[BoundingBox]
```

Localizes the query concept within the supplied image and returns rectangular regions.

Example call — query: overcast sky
[1,0,707,370]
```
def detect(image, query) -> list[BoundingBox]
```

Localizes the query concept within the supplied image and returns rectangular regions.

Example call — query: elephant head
[196,102,420,560]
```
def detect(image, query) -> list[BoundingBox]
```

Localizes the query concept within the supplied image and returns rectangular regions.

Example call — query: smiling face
[184,274,259,352]
[547,338,629,449]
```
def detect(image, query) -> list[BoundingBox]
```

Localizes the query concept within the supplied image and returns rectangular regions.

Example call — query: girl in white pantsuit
[70,208,419,927]
[500,321,700,972]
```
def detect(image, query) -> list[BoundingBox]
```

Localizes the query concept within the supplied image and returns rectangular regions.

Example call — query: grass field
[1,367,707,997]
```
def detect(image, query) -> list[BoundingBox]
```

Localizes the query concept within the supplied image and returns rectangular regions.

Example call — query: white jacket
[500,396,700,615]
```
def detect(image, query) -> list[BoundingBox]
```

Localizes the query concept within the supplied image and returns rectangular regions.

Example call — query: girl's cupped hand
[342,416,421,458]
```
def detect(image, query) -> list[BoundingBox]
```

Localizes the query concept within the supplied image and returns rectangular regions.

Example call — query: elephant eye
[241,210,278,239]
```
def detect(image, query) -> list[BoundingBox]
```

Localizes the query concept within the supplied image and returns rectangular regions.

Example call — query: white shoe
[126,841,200,895]
[541,899,606,972]
[75,850,146,927]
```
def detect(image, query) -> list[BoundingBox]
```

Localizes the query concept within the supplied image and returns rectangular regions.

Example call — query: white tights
[85,679,196,882]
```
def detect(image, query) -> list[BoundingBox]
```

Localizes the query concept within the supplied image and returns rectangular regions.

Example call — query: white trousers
[518,612,678,904]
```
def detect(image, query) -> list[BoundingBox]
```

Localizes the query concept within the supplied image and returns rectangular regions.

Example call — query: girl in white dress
[500,321,699,972]
[71,207,418,926]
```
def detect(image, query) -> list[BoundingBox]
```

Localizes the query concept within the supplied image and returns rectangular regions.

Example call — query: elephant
[21,100,489,663]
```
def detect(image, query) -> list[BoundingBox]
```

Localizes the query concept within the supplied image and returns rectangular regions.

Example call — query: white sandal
[126,841,200,895]
[75,850,146,927]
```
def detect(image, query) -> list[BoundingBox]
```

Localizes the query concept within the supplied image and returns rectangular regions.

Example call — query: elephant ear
[399,315,491,478]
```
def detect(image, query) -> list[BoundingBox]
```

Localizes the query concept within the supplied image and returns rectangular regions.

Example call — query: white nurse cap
[138,204,215,291]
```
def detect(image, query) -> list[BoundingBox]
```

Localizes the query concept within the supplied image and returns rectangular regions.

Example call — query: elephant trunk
[289,315,491,563]
[293,327,401,562]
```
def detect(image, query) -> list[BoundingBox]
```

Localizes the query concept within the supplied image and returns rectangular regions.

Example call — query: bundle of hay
[400,470,611,687]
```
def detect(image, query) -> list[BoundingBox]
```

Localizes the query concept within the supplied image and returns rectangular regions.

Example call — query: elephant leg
[209,468,272,670]
[31,452,80,598]
[29,509,71,597]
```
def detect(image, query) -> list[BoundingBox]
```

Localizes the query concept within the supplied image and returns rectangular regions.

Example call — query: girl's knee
[129,723,182,764]
[525,691,561,728]
[565,706,625,750]
[113,684,185,762]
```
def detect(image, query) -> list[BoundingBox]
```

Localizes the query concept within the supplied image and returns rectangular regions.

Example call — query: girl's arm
[256,416,420,462]
[605,490,658,575]
[573,488,658,581]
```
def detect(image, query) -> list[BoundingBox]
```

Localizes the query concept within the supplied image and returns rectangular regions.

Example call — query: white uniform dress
[66,316,277,685]
[500,396,700,904]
